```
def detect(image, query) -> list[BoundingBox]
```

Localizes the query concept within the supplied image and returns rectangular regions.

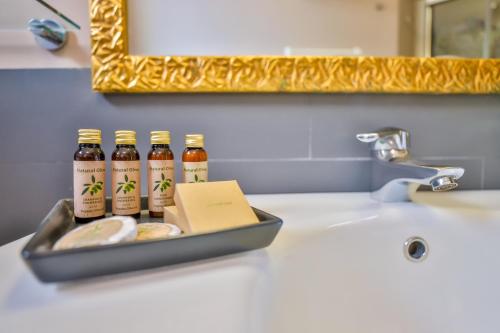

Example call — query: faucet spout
[371,159,465,202]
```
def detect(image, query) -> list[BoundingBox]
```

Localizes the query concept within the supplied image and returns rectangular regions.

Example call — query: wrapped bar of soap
[136,223,181,241]
[163,206,179,225]
[173,180,259,233]
[53,216,137,251]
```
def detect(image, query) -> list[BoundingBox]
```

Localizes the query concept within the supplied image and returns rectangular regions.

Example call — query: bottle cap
[115,130,137,145]
[150,131,171,145]
[185,134,204,148]
[78,129,102,144]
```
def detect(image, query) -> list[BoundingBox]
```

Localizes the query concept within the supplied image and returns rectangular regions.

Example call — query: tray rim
[21,202,283,260]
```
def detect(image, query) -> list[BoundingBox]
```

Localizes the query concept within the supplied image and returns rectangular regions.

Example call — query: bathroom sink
[1,191,499,333]
[251,191,500,333]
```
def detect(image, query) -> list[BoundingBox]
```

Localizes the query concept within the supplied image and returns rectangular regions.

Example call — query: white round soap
[53,216,137,251]
[136,223,181,241]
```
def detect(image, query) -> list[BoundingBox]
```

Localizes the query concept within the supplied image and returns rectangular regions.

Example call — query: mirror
[89,0,500,94]
[127,0,500,58]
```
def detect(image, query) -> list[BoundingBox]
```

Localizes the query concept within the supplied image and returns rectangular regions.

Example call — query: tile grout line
[2,156,480,165]
[0,161,73,166]
[419,156,484,161]
[480,156,486,189]
[313,157,372,162]
[308,116,313,160]
[0,157,374,165]
[209,157,372,162]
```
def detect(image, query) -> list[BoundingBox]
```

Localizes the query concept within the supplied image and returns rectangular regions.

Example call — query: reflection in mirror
[128,0,499,58]
[430,0,499,58]
[0,0,80,30]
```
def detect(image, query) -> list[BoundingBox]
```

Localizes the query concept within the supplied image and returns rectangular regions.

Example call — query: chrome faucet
[356,128,465,202]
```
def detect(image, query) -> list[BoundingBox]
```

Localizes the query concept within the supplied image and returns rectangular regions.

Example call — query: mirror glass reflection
[128,0,500,58]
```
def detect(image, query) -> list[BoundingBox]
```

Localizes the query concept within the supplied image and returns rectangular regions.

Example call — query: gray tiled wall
[0,68,499,245]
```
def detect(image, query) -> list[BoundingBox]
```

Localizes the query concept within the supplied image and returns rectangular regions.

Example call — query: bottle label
[148,160,175,212]
[73,161,106,218]
[183,161,208,183]
[111,161,141,215]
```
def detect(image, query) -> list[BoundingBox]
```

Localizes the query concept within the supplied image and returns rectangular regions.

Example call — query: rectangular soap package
[168,180,260,233]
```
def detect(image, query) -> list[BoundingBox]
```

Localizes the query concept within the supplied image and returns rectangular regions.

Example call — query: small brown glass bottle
[182,134,208,183]
[73,129,106,223]
[147,131,175,218]
[111,130,141,218]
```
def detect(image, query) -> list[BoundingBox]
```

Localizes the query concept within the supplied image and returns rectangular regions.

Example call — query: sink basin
[252,191,500,333]
[1,191,499,333]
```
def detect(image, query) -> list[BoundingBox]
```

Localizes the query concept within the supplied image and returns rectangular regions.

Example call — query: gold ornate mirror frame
[90,0,500,94]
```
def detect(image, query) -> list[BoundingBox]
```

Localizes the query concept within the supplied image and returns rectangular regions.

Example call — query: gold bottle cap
[150,131,171,145]
[78,129,102,144]
[185,134,204,148]
[115,130,137,145]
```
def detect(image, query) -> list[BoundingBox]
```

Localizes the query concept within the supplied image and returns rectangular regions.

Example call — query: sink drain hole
[404,237,428,262]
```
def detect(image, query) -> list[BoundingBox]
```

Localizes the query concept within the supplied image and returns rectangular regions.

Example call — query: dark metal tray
[21,197,282,283]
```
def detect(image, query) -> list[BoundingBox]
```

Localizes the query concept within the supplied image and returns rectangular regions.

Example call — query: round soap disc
[53,216,137,251]
[136,223,182,241]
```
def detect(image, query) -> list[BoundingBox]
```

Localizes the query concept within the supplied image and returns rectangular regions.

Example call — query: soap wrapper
[163,206,179,225]
[173,180,259,233]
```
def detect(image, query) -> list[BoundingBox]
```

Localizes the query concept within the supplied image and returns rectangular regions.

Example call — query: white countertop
[1,191,499,333]
[0,193,329,332]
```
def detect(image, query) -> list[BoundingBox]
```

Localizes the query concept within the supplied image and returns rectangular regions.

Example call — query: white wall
[0,0,90,68]
[128,0,400,56]
[0,0,404,69]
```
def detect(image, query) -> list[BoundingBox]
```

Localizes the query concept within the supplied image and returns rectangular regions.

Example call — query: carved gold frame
[90,0,500,94]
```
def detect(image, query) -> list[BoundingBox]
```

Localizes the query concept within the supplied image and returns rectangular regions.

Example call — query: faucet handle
[356,132,380,143]
[356,128,410,152]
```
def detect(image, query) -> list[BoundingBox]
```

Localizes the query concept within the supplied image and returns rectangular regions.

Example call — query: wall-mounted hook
[28,19,67,51]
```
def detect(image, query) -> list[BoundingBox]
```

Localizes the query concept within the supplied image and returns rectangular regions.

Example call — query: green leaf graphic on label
[118,174,135,194]
[82,175,103,196]
[189,174,205,183]
[154,173,172,192]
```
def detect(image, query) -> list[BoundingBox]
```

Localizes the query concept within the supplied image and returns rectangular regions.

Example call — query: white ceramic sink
[258,191,500,333]
[0,191,499,333]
